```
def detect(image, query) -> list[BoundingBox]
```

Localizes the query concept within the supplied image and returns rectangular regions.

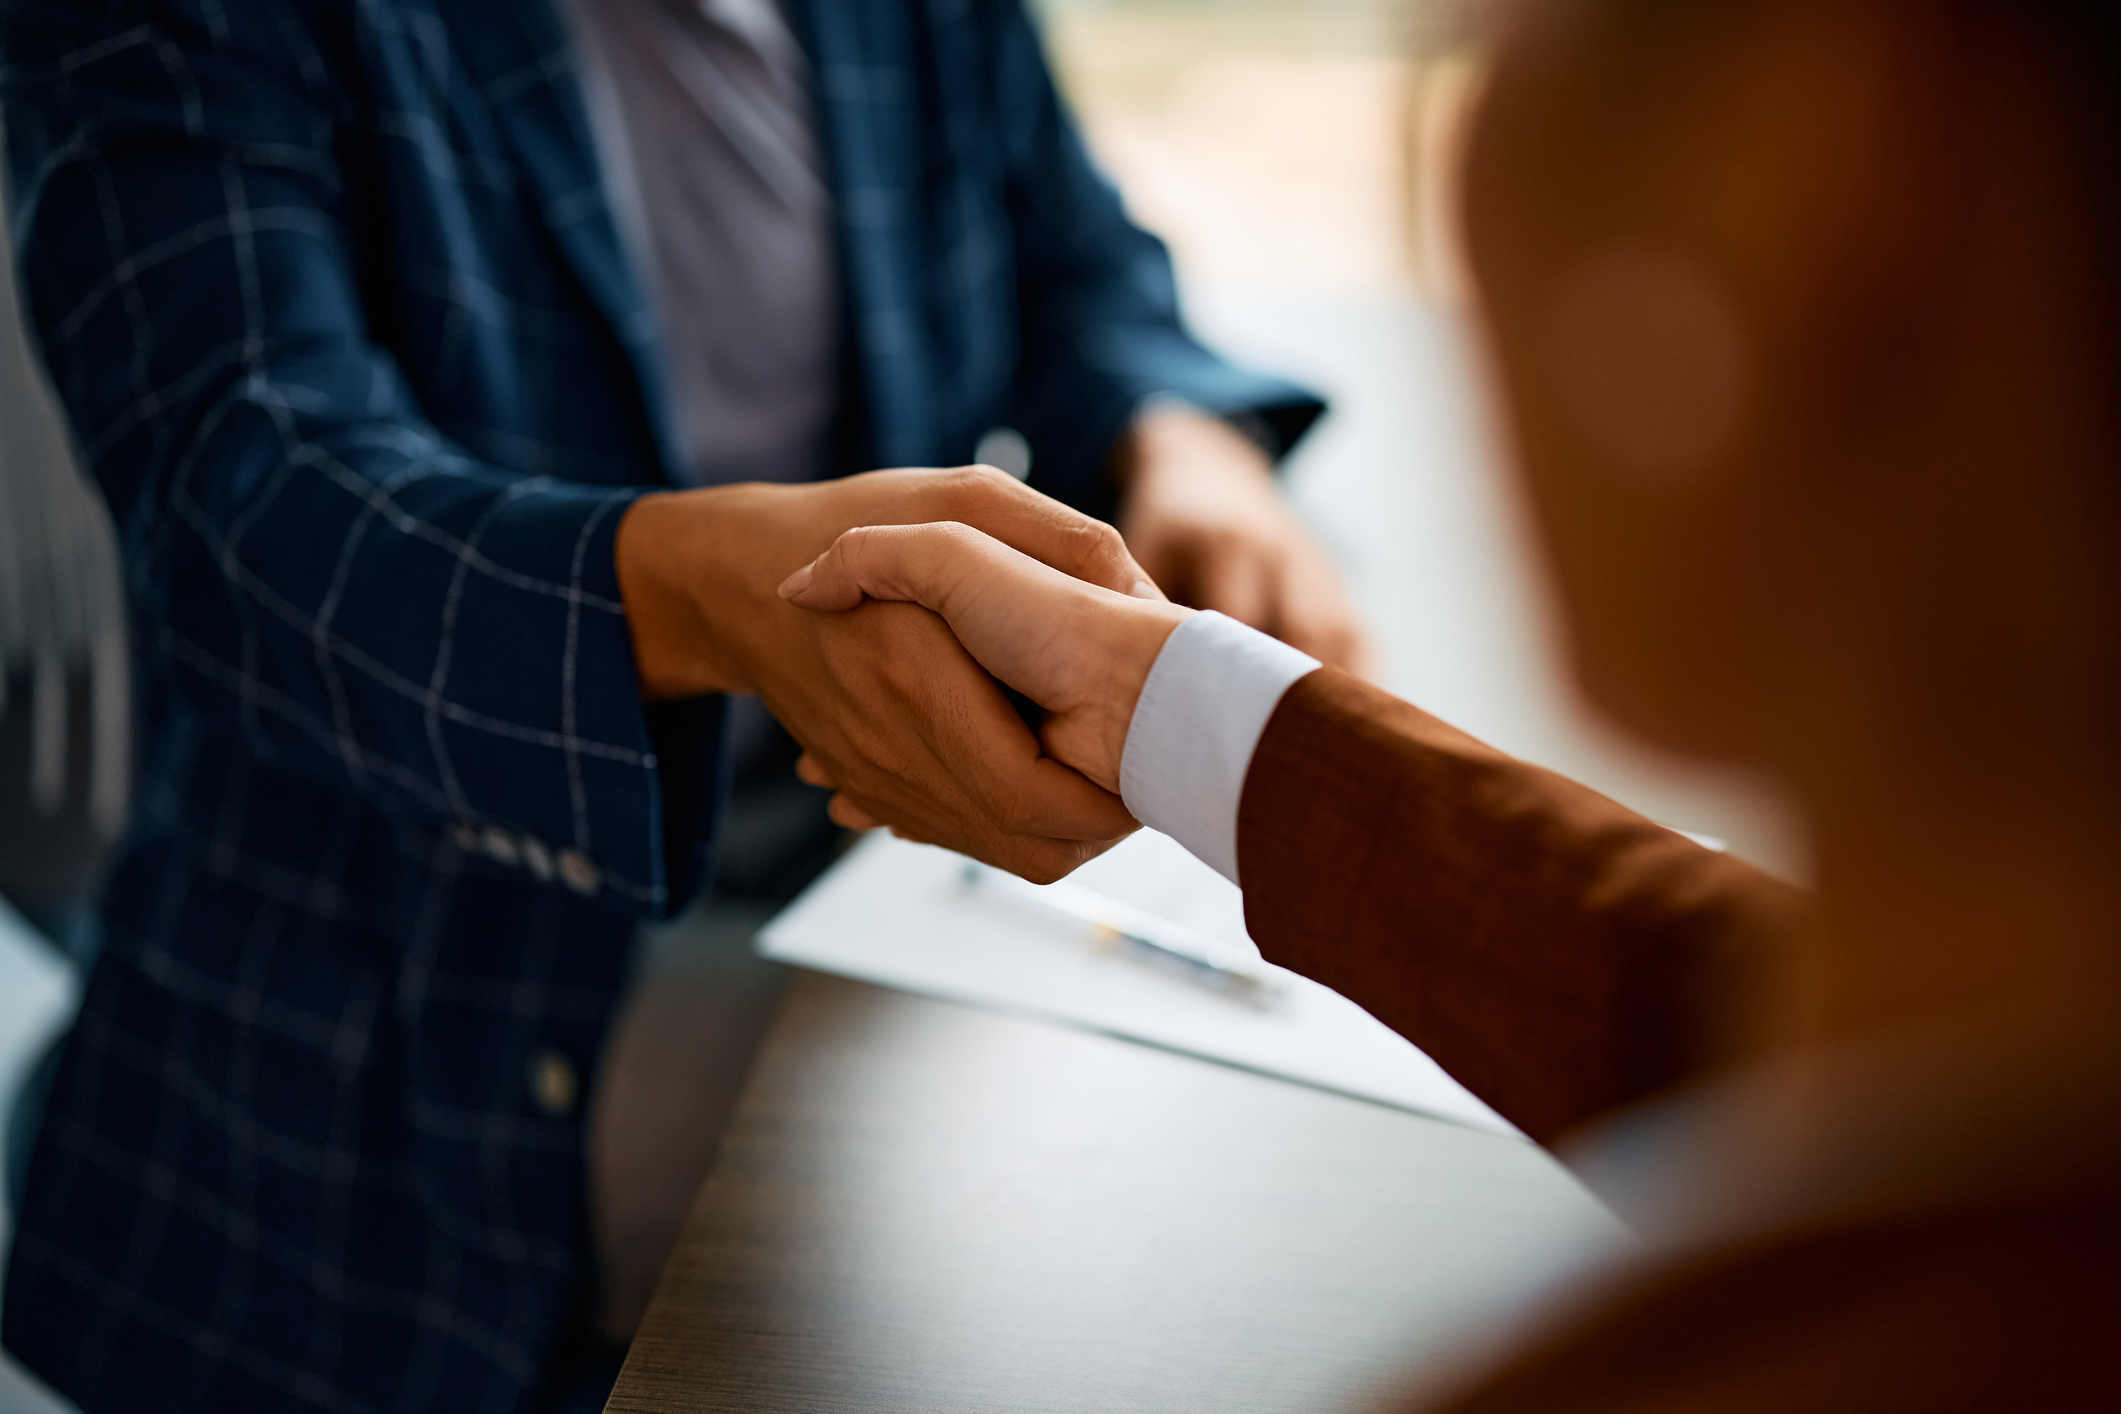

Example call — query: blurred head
[1463,1,2121,806]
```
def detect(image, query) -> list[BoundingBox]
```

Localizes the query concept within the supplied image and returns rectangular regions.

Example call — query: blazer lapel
[428,0,684,477]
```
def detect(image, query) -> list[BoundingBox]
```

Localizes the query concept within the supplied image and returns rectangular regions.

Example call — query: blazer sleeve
[0,1,697,917]
[985,0,1325,518]
[1238,670,1809,1143]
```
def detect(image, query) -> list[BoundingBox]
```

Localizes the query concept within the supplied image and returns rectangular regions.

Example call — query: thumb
[778,521,1002,616]
[935,467,1164,602]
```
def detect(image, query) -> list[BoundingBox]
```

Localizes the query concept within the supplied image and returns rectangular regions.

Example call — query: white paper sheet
[757,830,1518,1136]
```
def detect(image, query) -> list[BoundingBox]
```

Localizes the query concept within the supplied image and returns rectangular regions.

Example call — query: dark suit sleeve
[986,1,1325,518]
[0,1,699,917]
[1238,670,1808,1143]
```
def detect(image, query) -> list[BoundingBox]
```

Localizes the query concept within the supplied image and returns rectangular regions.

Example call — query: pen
[961,863,1288,1009]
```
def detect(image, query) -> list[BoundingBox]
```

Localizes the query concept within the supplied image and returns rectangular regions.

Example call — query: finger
[941,467,1160,599]
[827,794,882,831]
[1287,617,1377,677]
[795,752,834,788]
[1317,623,1382,679]
[911,648,1141,843]
[919,617,1142,840]
[1272,556,1382,677]
[802,523,969,613]
[1308,614,1383,680]
[887,824,941,847]
[1193,539,1276,632]
[828,778,1133,886]
[990,756,1140,842]
[827,763,1136,852]
[987,827,1137,885]
[1272,572,1356,664]
[995,834,1126,886]
[780,522,1003,615]
[785,601,1134,850]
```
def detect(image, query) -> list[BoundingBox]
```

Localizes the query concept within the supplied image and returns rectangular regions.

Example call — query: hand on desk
[618,468,1148,881]
[779,522,1193,823]
[1112,401,1376,678]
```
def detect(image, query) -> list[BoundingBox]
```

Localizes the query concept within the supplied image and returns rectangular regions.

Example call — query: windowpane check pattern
[0,1,1317,1409]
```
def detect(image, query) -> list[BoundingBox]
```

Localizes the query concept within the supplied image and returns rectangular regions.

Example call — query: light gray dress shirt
[562,0,838,488]
[1120,611,1321,886]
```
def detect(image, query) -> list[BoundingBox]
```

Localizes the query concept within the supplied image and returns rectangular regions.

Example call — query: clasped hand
[617,466,1165,882]
[780,521,1189,800]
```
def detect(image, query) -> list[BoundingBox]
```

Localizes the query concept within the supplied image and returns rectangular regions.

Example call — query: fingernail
[1130,579,1160,601]
[778,561,815,600]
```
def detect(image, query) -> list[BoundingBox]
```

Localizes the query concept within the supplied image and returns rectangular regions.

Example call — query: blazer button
[481,827,521,867]
[521,837,555,883]
[528,1047,578,1118]
[557,849,600,897]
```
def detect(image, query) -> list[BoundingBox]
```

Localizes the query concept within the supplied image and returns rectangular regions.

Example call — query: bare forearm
[617,485,797,701]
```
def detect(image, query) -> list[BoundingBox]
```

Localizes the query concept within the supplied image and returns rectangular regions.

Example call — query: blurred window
[1033,0,1486,299]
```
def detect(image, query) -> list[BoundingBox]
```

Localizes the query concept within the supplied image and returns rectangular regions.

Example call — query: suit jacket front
[0,2,1319,1409]
[1237,670,2121,1411]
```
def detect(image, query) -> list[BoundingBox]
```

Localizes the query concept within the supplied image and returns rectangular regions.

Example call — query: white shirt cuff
[1118,611,1320,886]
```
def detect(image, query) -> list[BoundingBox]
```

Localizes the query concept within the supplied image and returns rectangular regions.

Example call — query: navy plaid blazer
[0,0,1320,1409]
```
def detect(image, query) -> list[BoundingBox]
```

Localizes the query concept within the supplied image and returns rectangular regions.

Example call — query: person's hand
[1113,400,1378,676]
[616,467,1155,881]
[779,522,1192,802]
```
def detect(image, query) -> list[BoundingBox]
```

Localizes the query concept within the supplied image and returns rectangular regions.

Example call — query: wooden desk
[608,971,1623,1413]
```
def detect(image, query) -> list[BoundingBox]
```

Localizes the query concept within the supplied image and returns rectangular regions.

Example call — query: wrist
[616,492,721,699]
[1112,400,1278,494]
[1067,598,1192,795]
[617,486,803,699]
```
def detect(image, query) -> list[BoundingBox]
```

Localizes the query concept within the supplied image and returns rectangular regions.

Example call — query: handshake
[615,429,1362,883]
